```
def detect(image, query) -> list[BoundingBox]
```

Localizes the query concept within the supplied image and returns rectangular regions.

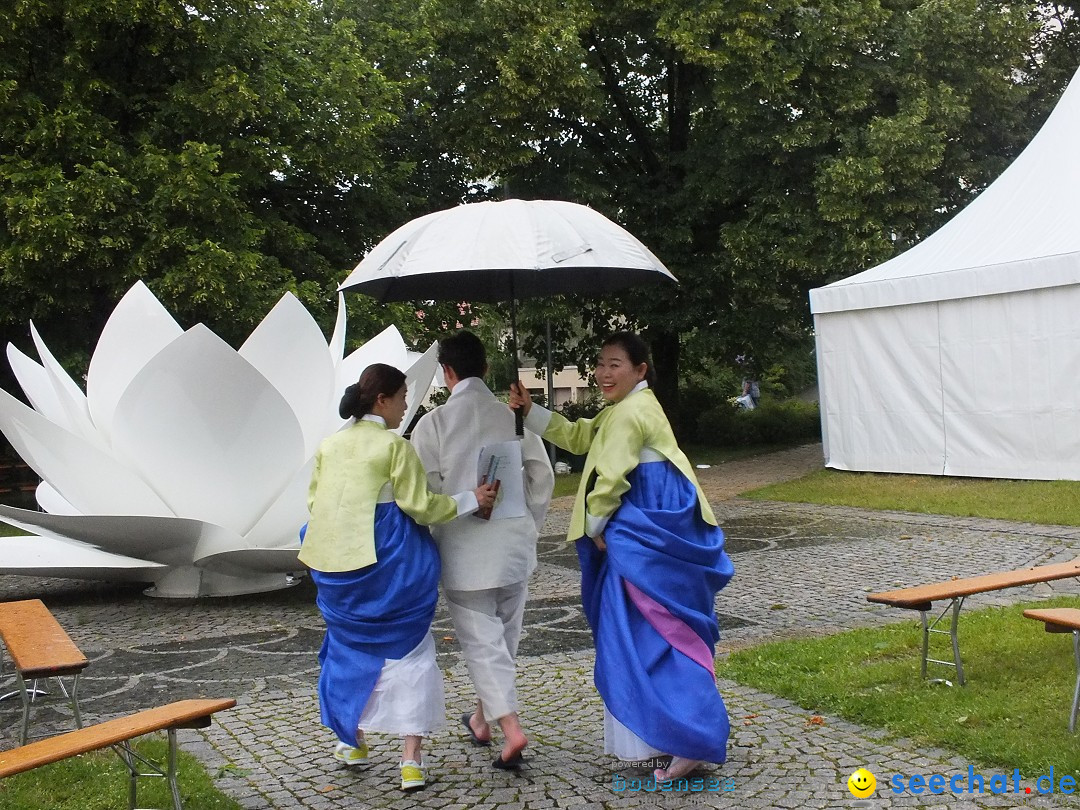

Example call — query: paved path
[3,443,1080,808]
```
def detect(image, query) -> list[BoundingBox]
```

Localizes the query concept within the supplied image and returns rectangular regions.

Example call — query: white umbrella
[339,198,678,431]
[338,199,676,302]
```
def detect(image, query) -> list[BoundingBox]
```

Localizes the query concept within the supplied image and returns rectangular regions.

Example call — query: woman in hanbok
[510,332,733,781]
[300,363,496,791]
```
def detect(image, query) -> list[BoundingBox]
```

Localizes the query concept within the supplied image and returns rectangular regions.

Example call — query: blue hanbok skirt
[577,460,734,763]
[310,502,441,745]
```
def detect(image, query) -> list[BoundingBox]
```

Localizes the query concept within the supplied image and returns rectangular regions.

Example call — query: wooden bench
[867,559,1080,685]
[0,599,89,743]
[0,697,236,810]
[1023,608,1080,732]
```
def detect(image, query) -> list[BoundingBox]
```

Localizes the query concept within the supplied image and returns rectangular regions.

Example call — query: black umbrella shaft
[510,281,524,437]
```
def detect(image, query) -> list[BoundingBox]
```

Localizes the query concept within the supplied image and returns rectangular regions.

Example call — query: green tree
[0,0,455,371]
[387,0,1047,421]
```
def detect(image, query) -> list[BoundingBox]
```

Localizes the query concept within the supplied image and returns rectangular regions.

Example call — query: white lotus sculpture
[0,282,438,597]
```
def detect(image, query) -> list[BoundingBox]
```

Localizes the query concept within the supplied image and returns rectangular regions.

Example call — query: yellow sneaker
[333,740,368,767]
[399,759,425,791]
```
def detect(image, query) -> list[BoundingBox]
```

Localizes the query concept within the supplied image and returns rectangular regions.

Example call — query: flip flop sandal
[461,712,491,747]
[492,752,525,770]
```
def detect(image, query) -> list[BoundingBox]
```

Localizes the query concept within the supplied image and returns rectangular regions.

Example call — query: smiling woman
[510,331,734,781]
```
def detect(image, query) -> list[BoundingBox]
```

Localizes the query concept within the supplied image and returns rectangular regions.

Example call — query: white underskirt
[604,705,664,761]
[358,633,445,737]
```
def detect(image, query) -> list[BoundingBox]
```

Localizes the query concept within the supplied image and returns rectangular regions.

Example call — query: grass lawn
[0,736,244,810]
[720,596,1080,781]
[746,469,1080,527]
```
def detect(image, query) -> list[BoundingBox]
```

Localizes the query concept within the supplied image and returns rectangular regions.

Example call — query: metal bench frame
[1023,609,1080,732]
[112,724,194,810]
[0,660,84,744]
[920,596,967,686]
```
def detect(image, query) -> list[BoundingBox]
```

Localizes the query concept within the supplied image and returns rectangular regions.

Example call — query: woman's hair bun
[338,383,361,419]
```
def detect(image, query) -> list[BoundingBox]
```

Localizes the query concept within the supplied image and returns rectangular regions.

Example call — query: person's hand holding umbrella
[507,381,533,418]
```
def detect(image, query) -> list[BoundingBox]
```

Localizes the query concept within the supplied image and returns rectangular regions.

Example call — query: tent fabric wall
[939,285,1080,479]
[815,283,1080,480]
[815,303,945,475]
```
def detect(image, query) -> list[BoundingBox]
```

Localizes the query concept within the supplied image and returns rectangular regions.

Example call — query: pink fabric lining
[623,580,716,679]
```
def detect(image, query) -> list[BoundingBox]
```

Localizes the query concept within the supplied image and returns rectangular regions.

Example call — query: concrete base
[145,567,302,598]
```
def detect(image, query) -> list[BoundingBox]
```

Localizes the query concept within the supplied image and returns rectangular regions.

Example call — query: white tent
[809,67,1080,480]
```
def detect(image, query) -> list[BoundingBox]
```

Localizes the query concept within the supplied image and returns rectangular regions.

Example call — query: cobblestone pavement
[3,443,1080,808]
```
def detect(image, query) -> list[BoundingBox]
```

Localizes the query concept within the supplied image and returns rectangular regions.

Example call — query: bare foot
[654,756,701,781]
[467,712,491,744]
[499,727,528,763]
[495,711,528,763]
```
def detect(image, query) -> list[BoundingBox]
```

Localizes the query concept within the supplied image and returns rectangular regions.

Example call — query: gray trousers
[444,581,528,722]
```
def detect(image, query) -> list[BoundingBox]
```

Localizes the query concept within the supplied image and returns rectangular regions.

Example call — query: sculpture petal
[0,506,243,567]
[0,532,164,580]
[328,325,410,436]
[398,341,439,437]
[86,281,183,446]
[36,482,80,516]
[194,548,303,577]
[0,386,173,516]
[239,292,335,459]
[7,344,73,430]
[29,322,103,449]
[242,457,312,549]
[110,325,305,535]
[337,325,408,395]
[329,293,347,366]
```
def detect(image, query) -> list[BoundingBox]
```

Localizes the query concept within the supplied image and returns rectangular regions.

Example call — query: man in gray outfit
[411,331,553,769]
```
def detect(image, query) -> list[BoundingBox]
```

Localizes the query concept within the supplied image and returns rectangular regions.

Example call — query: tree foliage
[0,0,463,367]
[389,0,1052,416]
[2,0,1076,415]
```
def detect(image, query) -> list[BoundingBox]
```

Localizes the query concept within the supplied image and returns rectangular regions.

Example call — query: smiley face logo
[847,768,876,798]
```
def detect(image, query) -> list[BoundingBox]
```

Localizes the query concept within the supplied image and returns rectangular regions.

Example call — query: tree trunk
[648,328,682,436]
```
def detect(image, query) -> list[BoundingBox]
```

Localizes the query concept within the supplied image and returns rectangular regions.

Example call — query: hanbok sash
[578,460,733,763]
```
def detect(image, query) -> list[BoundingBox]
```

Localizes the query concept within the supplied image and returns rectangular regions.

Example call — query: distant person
[411,331,554,770]
[509,332,734,781]
[300,363,496,792]
[736,353,760,408]
[739,377,760,409]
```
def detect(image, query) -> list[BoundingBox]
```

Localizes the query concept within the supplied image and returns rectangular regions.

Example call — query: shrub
[695,399,821,446]
[556,391,605,422]
[553,393,605,471]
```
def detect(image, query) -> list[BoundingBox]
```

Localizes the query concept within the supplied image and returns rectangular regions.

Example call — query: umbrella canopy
[338,199,676,302]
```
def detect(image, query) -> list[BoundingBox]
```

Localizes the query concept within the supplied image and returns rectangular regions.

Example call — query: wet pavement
[2,443,1080,808]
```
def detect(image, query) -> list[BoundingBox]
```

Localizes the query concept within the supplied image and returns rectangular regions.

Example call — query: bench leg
[1071,631,1080,734]
[114,728,185,810]
[920,597,966,686]
[168,728,183,810]
[5,673,83,744]
[16,677,40,746]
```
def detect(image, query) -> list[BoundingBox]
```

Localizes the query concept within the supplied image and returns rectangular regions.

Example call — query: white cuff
[585,512,610,538]
[452,491,479,516]
[524,403,553,435]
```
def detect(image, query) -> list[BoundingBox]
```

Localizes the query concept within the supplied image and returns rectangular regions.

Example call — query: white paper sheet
[476,440,526,520]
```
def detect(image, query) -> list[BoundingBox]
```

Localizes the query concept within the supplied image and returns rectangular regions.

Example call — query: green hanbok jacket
[525,386,716,541]
[299,418,461,572]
